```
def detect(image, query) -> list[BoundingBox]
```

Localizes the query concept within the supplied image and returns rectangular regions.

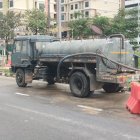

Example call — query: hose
[96,49,118,70]
[57,52,140,80]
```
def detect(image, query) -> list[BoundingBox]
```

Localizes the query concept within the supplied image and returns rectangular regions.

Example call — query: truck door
[11,41,22,66]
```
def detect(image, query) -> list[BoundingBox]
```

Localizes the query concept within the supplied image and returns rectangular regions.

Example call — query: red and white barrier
[126,82,140,114]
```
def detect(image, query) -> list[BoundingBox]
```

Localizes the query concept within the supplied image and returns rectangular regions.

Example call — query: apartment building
[125,0,140,44]
[0,0,45,13]
[56,0,123,35]
[61,0,123,22]
[45,0,56,19]
[0,0,45,35]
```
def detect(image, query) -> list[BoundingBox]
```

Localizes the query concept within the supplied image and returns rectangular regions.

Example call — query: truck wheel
[69,72,90,98]
[102,83,121,93]
[16,69,27,87]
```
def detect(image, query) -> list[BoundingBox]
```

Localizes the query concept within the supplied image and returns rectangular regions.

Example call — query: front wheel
[102,83,122,93]
[69,72,90,98]
[16,69,27,87]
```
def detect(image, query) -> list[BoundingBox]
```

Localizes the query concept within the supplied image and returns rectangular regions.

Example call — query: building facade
[59,0,124,35]
[0,0,124,36]
[125,0,139,44]
[44,0,124,36]
[0,0,45,13]
[45,0,56,19]
[0,0,45,35]
[61,0,122,23]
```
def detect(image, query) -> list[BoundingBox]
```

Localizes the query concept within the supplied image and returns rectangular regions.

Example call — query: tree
[112,8,138,43]
[69,18,92,39]
[92,16,111,36]
[68,8,138,41]
[125,8,139,41]
[25,9,48,35]
[0,11,22,60]
[68,12,92,39]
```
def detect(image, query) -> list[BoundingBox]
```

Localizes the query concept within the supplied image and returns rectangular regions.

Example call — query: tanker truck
[11,34,140,98]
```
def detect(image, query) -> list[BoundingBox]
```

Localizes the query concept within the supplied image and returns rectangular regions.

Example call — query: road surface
[0,76,140,140]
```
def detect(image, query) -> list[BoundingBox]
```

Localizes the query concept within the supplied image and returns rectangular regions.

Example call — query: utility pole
[47,0,50,34]
[138,0,140,45]
[57,0,61,40]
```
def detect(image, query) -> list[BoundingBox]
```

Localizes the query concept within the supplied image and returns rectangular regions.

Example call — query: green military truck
[11,34,140,97]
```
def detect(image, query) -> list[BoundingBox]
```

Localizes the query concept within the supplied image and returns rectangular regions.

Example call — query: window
[39,3,45,11]
[85,11,89,17]
[125,3,138,8]
[54,4,56,12]
[0,0,2,9]
[70,14,73,19]
[75,4,78,9]
[85,2,89,8]
[71,5,73,10]
[61,0,64,3]
[61,14,64,20]
[9,0,13,7]
[15,41,22,52]
[61,6,64,11]
[35,1,37,8]
[22,41,27,54]
[54,14,56,19]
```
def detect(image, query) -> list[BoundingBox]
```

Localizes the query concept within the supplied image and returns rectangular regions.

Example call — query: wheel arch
[68,67,103,91]
[68,68,89,80]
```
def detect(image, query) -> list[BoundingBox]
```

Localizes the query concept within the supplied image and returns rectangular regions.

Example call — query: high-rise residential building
[0,0,45,14]
[0,0,124,36]
[45,0,124,32]
[45,0,56,19]
[125,0,139,44]
[0,0,45,35]
[61,0,122,23]
[58,0,123,35]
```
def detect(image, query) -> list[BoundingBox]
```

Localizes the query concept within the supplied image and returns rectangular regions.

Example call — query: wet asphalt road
[0,76,140,140]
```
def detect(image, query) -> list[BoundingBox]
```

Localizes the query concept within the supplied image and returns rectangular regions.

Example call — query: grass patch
[0,67,14,77]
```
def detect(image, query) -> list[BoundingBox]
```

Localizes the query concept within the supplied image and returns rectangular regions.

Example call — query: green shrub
[0,68,14,77]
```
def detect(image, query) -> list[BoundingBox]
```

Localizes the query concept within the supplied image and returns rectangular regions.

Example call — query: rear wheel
[103,83,122,93]
[69,72,90,98]
[16,69,27,87]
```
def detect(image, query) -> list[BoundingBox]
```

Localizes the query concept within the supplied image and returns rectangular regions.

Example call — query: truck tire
[16,69,27,87]
[69,72,90,98]
[102,83,122,93]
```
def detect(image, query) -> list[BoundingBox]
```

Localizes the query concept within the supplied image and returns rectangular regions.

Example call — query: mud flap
[85,68,103,91]
[25,70,32,83]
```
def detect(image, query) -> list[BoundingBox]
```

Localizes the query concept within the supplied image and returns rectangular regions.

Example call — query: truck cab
[11,35,59,72]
